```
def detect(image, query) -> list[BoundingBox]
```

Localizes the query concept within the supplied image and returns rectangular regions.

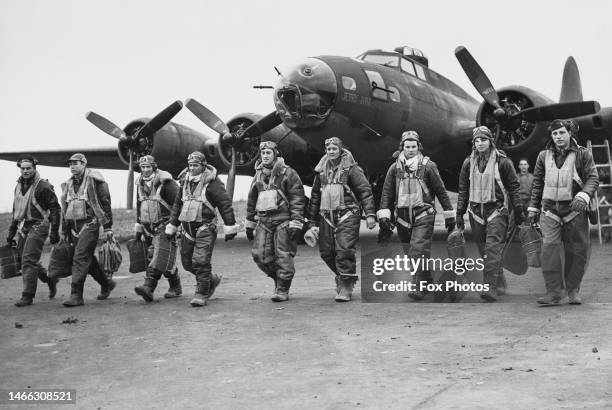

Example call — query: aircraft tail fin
[559,56,583,102]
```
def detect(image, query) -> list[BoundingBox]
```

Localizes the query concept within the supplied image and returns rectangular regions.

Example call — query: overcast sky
[1,0,611,212]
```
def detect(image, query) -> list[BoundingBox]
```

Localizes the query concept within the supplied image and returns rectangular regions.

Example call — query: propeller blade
[455,46,501,109]
[559,56,583,103]
[139,100,183,138]
[241,111,282,140]
[85,111,127,140]
[226,147,236,201]
[185,98,230,135]
[511,101,600,122]
[127,150,134,210]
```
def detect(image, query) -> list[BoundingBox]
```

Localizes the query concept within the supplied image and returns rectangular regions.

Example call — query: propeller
[510,100,600,122]
[185,98,281,200]
[85,100,183,209]
[455,46,600,144]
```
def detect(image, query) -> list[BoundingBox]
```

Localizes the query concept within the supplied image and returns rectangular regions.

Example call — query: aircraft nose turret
[273,58,337,129]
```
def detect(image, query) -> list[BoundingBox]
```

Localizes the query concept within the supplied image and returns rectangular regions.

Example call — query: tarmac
[1,227,611,409]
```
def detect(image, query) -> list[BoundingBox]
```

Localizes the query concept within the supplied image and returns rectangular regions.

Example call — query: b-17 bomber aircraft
[1,45,610,208]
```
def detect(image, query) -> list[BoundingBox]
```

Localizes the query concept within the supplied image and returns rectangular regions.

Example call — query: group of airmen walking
[6,118,599,308]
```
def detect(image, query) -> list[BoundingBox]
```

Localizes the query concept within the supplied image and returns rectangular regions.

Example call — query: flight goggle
[259,141,278,151]
[324,137,343,147]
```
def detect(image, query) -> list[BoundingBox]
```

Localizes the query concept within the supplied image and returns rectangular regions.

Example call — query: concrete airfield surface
[1,225,611,409]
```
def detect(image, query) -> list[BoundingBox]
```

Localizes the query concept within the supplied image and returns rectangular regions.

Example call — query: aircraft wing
[0,147,125,169]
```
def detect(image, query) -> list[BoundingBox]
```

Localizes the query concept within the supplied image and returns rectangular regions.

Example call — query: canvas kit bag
[0,245,21,279]
[48,240,74,279]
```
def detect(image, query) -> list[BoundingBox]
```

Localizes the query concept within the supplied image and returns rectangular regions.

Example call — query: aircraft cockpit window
[400,58,416,76]
[388,86,400,102]
[364,70,388,101]
[362,54,399,68]
[414,64,427,81]
[342,76,357,91]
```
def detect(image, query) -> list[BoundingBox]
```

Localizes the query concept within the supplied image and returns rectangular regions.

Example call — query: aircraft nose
[273,58,337,129]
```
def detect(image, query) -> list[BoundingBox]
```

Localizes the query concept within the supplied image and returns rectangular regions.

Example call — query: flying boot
[335,276,357,302]
[190,275,211,307]
[135,276,159,302]
[15,292,34,307]
[271,278,291,302]
[164,272,182,299]
[63,282,84,307]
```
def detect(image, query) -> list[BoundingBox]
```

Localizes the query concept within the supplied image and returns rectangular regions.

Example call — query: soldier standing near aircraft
[456,126,524,302]
[60,153,116,307]
[305,137,376,302]
[517,158,534,215]
[133,155,182,302]
[245,141,306,302]
[166,151,240,307]
[7,155,61,307]
[377,131,456,300]
[528,119,598,306]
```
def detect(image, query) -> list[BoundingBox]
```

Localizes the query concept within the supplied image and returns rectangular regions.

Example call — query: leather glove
[379,218,392,233]
[377,218,393,245]
[445,217,456,234]
[514,210,526,226]
[570,196,589,213]
[224,233,237,242]
[246,228,254,242]
[6,236,16,247]
[49,230,60,245]
[456,213,465,231]
[528,211,540,226]
[135,231,143,242]
[289,227,301,241]
[366,216,376,230]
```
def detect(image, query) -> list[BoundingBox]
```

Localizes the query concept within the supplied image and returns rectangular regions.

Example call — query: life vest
[254,169,288,212]
[137,170,172,224]
[61,169,108,225]
[178,171,215,223]
[13,172,48,223]
[542,150,582,201]
[468,150,508,207]
[316,153,358,211]
[395,154,430,209]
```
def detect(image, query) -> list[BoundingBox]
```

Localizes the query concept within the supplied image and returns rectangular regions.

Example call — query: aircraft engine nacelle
[477,86,554,155]
[218,113,266,176]
[118,118,215,177]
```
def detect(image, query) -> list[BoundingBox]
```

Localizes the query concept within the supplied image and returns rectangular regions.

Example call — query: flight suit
[59,168,115,303]
[456,149,522,299]
[134,169,182,301]
[307,150,376,293]
[168,164,237,302]
[246,157,306,298]
[518,172,534,214]
[528,140,598,301]
[378,153,455,299]
[8,172,61,305]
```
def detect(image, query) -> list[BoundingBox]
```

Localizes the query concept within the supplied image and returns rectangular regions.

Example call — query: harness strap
[321,209,356,230]
[396,207,433,228]
[468,207,503,225]
[542,210,580,225]
[494,164,509,209]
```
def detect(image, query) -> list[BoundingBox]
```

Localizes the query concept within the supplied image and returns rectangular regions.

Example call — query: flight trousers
[17,222,52,298]
[251,218,296,282]
[180,223,217,296]
[540,211,590,296]
[318,210,361,279]
[469,212,509,292]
